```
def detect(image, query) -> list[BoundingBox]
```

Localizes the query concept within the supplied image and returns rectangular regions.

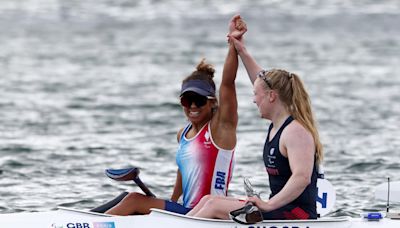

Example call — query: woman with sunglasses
[103,15,246,216]
[187,16,323,221]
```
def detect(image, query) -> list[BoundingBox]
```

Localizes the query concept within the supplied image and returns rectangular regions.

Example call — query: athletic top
[176,122,235,208]
[263,116,318,215]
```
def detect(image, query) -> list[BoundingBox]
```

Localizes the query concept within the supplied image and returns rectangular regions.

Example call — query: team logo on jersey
[270,148,275,155]
[204,131,210,141]
[268,147,276,165]
[204,130,211,148]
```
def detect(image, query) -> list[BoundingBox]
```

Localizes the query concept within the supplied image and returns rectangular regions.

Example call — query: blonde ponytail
[290,74,323,164]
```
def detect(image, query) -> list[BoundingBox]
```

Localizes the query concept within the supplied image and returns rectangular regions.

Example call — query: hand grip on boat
[229,177,263,225]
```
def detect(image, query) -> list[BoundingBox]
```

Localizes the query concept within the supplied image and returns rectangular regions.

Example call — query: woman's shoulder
[281,120,315,158]
[176,127,185,143]
[282,120,313,141]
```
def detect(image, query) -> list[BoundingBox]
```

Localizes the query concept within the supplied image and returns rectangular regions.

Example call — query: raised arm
[211,15,246,150]
[229,26,263,85]
[211,42,239,150]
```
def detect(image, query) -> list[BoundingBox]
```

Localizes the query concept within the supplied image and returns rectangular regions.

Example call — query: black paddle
[90,167,155,213]
[105,167,156,197]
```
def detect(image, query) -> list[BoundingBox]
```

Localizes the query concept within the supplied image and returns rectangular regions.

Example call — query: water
[1,0,400,216]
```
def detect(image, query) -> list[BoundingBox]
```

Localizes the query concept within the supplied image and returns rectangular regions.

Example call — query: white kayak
[1,206,399,228]
[2,168,398,228]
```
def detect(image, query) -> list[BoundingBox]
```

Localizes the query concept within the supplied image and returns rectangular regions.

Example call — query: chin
[260,113,268,119]
[187,116,201,122]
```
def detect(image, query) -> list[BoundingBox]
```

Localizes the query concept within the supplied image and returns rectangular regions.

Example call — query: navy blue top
[263,116,318,215]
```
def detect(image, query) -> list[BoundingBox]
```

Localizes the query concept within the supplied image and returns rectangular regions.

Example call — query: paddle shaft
[134,177,156,197]
[387,177,390,213]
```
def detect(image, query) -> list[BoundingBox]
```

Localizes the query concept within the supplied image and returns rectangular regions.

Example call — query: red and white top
[176,122,235,208]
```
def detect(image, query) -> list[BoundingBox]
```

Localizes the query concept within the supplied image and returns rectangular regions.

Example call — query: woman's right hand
[227,15,247,54]
[228,14,247,41]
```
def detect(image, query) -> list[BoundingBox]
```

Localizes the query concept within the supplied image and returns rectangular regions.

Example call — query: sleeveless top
[263,116,318,213]
[176,122,235,208]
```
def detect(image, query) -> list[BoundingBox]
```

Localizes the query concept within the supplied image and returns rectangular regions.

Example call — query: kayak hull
[0,207,398,228]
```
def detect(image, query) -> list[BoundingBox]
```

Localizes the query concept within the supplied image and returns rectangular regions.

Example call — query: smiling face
[180,92,215,125]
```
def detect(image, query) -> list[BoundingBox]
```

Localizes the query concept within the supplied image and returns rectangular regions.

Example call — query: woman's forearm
[237,47,263,85]
[263,173,311,211]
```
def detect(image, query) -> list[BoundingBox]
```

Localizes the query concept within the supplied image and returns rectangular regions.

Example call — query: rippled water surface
[1,0,400,216]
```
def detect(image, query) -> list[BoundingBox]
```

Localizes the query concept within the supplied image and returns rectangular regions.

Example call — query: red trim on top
[225,151,235,195]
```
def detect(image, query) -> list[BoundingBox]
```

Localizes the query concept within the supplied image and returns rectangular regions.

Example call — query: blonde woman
[187,16,323,220]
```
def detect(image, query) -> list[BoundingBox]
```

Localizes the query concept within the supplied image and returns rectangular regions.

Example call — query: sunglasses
[180,94,214,108]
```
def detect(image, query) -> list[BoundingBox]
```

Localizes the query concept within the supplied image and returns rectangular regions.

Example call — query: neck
[191,119,209,132]
[270,106,290,130]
